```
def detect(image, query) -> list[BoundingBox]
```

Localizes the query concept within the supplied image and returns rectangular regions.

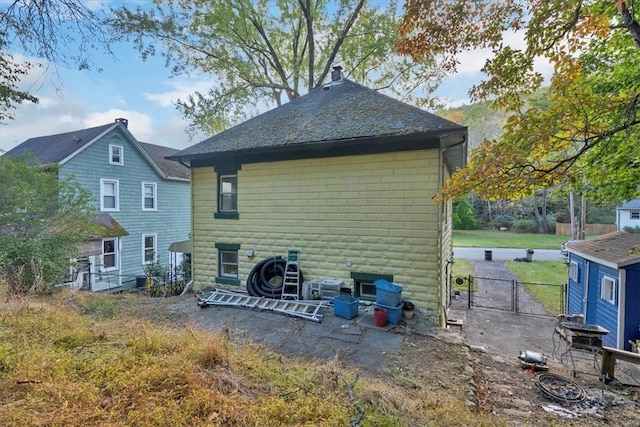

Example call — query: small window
[601,276,616,304]
[220,250,238,278]
[109,144,123,165]
[631,211,640,220]
[142,234,157,264]
[215,243,240,285]
[142,182,157,211]
[219,175,237,212]
[100,179,119,211]
[568,261,579,282]
[102,238,118,271]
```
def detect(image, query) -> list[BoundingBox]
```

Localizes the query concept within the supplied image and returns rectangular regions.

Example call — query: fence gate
[454,275,566,318]
[467,275,515,312]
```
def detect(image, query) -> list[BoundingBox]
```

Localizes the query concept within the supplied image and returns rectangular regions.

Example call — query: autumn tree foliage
[399,0,640,204]
[109,0,443,136]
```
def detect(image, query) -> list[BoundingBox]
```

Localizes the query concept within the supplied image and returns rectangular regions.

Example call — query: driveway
[449,258,558,358]
[454,247,565,261]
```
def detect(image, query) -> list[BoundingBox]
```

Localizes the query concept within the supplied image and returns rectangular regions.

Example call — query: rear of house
[6,119,191,291]
[171,68,467,325]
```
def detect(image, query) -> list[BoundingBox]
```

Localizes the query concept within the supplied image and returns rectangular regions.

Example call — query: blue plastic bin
[374,279,402,306]
[375,302,403,325]
[333,295,359,320]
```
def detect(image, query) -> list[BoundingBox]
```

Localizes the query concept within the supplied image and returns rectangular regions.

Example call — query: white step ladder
[281,249,301,300]
[196,288,328,323]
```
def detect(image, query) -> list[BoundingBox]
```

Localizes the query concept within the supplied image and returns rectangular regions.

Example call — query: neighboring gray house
[617,199,640,231]
[5,118,191,291]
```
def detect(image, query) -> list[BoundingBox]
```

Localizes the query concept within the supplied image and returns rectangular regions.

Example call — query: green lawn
[507,260,567,315]
[453,230,569,249]
[451,230,569,314]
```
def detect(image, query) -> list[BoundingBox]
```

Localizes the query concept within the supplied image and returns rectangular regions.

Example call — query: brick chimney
[331,66,343,81]
[115,118,128,128]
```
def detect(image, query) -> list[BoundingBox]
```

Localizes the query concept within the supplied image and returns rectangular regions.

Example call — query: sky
[0,1,549,154]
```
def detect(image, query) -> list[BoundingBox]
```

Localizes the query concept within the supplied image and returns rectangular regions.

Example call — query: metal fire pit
[535,373,586,403]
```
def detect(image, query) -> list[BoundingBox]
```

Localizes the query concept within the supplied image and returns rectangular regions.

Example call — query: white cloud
[144,77,213,108]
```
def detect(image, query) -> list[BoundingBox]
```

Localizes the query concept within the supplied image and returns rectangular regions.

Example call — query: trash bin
[484,250,493,261]
[525,248,535,261]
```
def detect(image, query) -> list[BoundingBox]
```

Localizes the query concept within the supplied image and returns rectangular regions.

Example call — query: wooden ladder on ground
[281,250,301,300]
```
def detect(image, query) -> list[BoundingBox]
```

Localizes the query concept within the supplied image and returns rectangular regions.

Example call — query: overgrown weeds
[0,290,491,426]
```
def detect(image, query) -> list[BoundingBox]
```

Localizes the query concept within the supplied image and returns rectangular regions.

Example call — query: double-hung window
[100,179,119,211]
[102,238,118,271]
[215,243,240,285]
[142,234,157,264]
[214,165,240,219]
[142,182,157,211]
[219,175,237,212]
[109,144,123,165]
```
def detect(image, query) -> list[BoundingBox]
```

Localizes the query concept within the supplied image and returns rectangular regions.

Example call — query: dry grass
[0,289,496,426]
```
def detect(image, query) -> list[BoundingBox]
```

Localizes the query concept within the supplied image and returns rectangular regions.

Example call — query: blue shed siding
[588,264,618,348]
[566,254,586,315]
[59,128,190,287]
[623,265,640,350]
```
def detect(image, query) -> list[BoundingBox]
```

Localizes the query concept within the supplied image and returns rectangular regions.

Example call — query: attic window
[110,144,123,165]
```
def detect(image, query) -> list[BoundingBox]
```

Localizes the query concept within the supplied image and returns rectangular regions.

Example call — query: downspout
[439,134,467,327]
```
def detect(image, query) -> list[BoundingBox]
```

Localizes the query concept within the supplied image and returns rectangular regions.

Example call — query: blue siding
[59,128,190,288]
[624,265,640,351]
[592,265,619,348]
[567,254,586,315]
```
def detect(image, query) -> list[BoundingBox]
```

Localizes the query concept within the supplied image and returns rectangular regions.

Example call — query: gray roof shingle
[566,231,640,267]
[171,78,466,160]
[5,121,190,180]
[619,199,640,210]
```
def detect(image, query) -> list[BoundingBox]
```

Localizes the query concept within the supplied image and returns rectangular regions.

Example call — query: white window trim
[109,144,124,165]
[100,179,120,212]
[600,276,616,304]
[219,174,238,213]
[568,261,579,282]
[142,182,158,211]
[631,211,640,220]
[219,250,239,278]
[101,238,118,272]
[142,233,157,265]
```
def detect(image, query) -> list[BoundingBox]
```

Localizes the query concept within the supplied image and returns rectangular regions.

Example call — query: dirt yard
[386,327,640,426]
[129,293,640,426]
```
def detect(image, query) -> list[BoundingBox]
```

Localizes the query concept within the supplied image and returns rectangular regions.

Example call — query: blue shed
[566,231,640,351]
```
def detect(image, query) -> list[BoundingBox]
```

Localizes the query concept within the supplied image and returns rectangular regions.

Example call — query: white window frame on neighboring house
[109,144,124,165]
[142,182,157,211]
[100,179,120,211]
[101,238,118,271]
[600,276,617,304]
[631,211,640,220]
[142,233,157,264]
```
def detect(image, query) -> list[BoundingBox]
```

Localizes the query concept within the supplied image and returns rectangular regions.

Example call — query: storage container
[374,279,402,306]
[375,302,403,325]
[333,295,359,320]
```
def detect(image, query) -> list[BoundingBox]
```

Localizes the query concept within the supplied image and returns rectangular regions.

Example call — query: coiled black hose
[246,256,303,298]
